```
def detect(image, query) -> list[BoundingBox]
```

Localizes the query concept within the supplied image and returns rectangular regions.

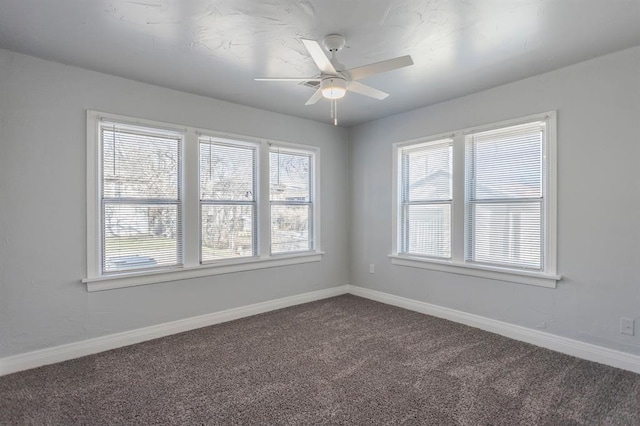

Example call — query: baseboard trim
[0,285,349,377]
[3,284,639,377]
[347,285,640,374]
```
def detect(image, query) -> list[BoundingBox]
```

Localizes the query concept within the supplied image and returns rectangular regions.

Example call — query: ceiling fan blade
[347,81,389,100]
[255,78,321,82]
[347,55,413,81]
[301,39,337,75]
[305,88,324,105]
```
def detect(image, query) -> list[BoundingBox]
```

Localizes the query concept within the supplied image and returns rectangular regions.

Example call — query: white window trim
[83,252,324,292]
[391,111,559,288]
[85,111,322,292]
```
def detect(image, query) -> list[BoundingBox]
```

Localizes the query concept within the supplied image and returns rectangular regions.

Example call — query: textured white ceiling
[1,0,639,126]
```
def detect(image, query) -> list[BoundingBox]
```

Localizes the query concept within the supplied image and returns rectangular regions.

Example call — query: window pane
[466,121,545,270]
[470,202,541,269]
[404,142,452,202]
[271,205,311,253]
[200,142,256,201]
[270,150,310,201]
[103,203,179,272]
[101,122,182,275]
[102,128,180,199]
[201,205,255,261]
[400,139,452,258]
[405,204,451,258]
[469,123,542,200]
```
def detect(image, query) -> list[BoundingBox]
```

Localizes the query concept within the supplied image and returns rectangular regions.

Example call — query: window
[270,147,314,254]
[465,122,545,269]
[200,139,257,261]
[100,122,183,274]
[392,112,558,288]
[399,139,452,258]
[86,112,321,291]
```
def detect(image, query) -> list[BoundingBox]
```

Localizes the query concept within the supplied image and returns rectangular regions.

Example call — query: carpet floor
[1,295,639,425]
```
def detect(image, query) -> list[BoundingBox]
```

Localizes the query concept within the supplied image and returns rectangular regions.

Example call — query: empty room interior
[1,0,640,424]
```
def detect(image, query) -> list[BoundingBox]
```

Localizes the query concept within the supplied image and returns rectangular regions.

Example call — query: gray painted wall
[349,46,640,355]
[2,45,639,360]
[0,49,349,357]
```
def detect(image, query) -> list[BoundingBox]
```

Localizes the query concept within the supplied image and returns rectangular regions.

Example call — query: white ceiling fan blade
[347,81,389,100]
[255,78,321,82]
[301,39,337,75]
[347,55,413,81]
[305,88,323,105]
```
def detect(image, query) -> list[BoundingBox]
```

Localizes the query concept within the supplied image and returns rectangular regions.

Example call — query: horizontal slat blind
[101,123,182,273]
[400,139,452,258]
[199,139,257,262]
[466,121,545,269]
[270,148,313,254]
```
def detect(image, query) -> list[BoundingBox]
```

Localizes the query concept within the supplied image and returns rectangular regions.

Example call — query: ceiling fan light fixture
[320,77,347,99]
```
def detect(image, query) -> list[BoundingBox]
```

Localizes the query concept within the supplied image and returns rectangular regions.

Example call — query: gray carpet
[1,295,639,425]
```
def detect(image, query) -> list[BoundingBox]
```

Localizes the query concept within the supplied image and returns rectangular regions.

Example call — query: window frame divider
[183,131,200,268]
[258,142,271,257]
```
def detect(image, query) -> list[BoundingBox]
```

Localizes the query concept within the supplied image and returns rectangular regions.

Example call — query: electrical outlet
[369,264,375,274]
[620,318,635,336]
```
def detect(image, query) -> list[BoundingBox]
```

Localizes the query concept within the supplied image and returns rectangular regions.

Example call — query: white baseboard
[0,285,349,377]
[3,284,639,377]
[347,285,640,374]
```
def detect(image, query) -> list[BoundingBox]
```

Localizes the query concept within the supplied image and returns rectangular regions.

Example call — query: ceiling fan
[255,34,413,126]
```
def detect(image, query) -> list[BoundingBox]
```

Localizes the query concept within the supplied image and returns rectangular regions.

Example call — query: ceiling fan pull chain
[334,99,338,126]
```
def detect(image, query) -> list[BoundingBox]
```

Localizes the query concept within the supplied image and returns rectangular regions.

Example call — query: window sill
[388,254,560,288]
[83,251,325,292]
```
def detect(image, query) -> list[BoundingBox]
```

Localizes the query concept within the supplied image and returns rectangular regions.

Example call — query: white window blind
[100,122,182,273]
[270,148,313,254]
[400,139,453,258]
[465,121,546,270]
[199,139,257,262]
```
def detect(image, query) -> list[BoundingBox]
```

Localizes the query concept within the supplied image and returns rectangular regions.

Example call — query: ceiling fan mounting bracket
[322,34,346,53]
